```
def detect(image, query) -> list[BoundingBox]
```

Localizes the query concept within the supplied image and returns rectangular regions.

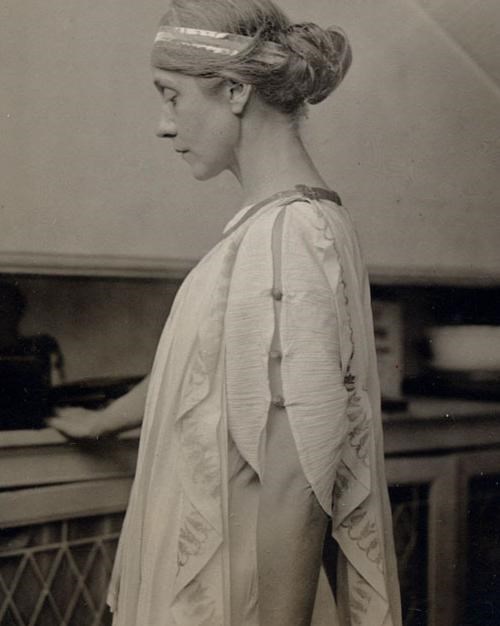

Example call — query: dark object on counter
[1,280,66,429]
[0,356,49,429]
[381,397,408,413]
[403,369,500,401]
[50,375,145,410]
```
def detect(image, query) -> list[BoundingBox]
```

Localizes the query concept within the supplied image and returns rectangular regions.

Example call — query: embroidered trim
[340,503,384,570]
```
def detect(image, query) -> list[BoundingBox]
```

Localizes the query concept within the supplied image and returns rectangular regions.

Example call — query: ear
[225,80,253,115]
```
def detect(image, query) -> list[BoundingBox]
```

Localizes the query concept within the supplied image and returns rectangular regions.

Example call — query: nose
[156,105,177,138]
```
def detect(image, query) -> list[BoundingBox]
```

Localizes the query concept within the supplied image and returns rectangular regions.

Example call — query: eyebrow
[153,78,177,92]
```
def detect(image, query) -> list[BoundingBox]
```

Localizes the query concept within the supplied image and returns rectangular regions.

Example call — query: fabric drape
[108,186,401,626]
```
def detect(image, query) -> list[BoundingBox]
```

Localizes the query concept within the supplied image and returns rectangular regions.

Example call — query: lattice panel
[390,484,429,626]
[465,474,500,626]
[0,491,431,625]
[0,514,123,626]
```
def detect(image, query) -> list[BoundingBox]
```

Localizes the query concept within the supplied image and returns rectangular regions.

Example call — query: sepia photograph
[1,1,499,624]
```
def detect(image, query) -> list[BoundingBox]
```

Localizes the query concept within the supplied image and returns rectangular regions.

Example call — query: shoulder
[279,195,354,245]
[233,187,355,253]
[278,196,367,286]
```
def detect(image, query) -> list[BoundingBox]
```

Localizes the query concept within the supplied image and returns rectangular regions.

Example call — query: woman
[49,1,402,624]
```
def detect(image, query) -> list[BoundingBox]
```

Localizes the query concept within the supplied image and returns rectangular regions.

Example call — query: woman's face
[153,68,240,181]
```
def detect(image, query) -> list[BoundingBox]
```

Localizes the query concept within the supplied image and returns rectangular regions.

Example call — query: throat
[238,130,328,207]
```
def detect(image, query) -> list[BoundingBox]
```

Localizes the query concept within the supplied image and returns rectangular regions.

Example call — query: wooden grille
[0,514,123,626]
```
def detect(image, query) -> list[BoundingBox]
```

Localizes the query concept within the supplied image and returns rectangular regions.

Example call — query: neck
[229,106,329,207]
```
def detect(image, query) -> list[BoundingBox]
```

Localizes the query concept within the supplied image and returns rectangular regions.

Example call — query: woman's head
[151,0,352,116]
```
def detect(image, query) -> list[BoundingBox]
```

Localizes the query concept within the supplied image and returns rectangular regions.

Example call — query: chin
[191,170,213,182]
[190,163,223,182]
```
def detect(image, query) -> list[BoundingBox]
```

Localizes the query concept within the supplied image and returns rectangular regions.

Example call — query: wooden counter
[1,398,499,527]
[1,399,499,626]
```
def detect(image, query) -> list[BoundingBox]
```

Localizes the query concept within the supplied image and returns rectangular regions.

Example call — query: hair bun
[280,22,352,105]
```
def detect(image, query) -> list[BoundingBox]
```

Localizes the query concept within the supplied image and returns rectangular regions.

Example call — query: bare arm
[47,375,149,439]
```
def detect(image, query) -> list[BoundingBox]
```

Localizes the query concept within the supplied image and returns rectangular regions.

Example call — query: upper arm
[267,201,351,511]
[270,201,346,397]
[225,200,351,491]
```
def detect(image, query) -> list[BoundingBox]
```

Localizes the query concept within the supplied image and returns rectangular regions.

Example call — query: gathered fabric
[107,186,401,626]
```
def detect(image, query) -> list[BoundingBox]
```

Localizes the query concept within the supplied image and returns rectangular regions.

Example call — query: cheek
[208,114,238,153]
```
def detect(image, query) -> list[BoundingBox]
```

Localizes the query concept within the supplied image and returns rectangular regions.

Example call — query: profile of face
[153,68,244,181]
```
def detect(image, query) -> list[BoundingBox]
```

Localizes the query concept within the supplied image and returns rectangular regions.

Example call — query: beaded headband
[152,25,286,67]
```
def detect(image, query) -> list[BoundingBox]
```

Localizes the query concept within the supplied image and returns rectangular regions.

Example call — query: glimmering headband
[152,25,287,68]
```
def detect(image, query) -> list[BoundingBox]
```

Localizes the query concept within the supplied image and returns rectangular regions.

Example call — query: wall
[1,0,499,275]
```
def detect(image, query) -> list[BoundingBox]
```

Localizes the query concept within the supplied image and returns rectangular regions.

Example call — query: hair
[155,0,352,115]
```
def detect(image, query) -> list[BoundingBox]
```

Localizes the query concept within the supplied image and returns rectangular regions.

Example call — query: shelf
[0,427,140,449]
[1,252,500,286]
[0,251,195,280]
[368,265,500,287]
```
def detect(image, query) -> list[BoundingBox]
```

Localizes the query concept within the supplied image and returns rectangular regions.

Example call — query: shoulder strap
[223,185,341,239]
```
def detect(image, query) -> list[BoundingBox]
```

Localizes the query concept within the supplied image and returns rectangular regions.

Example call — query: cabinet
[385,417,500,626]
[388,449,500,626]
[1,268,499,624]
[462,453,500,626]
[388,455,462,625]
[1,411,500,625]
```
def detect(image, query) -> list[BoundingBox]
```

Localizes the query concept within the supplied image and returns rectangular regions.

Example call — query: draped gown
[107,185,402,626]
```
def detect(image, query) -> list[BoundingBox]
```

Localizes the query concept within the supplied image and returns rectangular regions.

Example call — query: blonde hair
[154,0,352,115]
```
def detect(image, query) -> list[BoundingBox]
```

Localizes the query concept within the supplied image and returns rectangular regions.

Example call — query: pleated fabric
[107,186,401,626]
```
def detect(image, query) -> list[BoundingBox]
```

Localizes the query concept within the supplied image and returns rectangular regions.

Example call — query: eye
[154,83,177,105]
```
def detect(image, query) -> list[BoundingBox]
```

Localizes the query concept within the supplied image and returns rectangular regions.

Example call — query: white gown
[107,185,402,626]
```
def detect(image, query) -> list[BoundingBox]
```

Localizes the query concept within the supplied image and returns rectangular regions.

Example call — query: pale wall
[1,0,499,275]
